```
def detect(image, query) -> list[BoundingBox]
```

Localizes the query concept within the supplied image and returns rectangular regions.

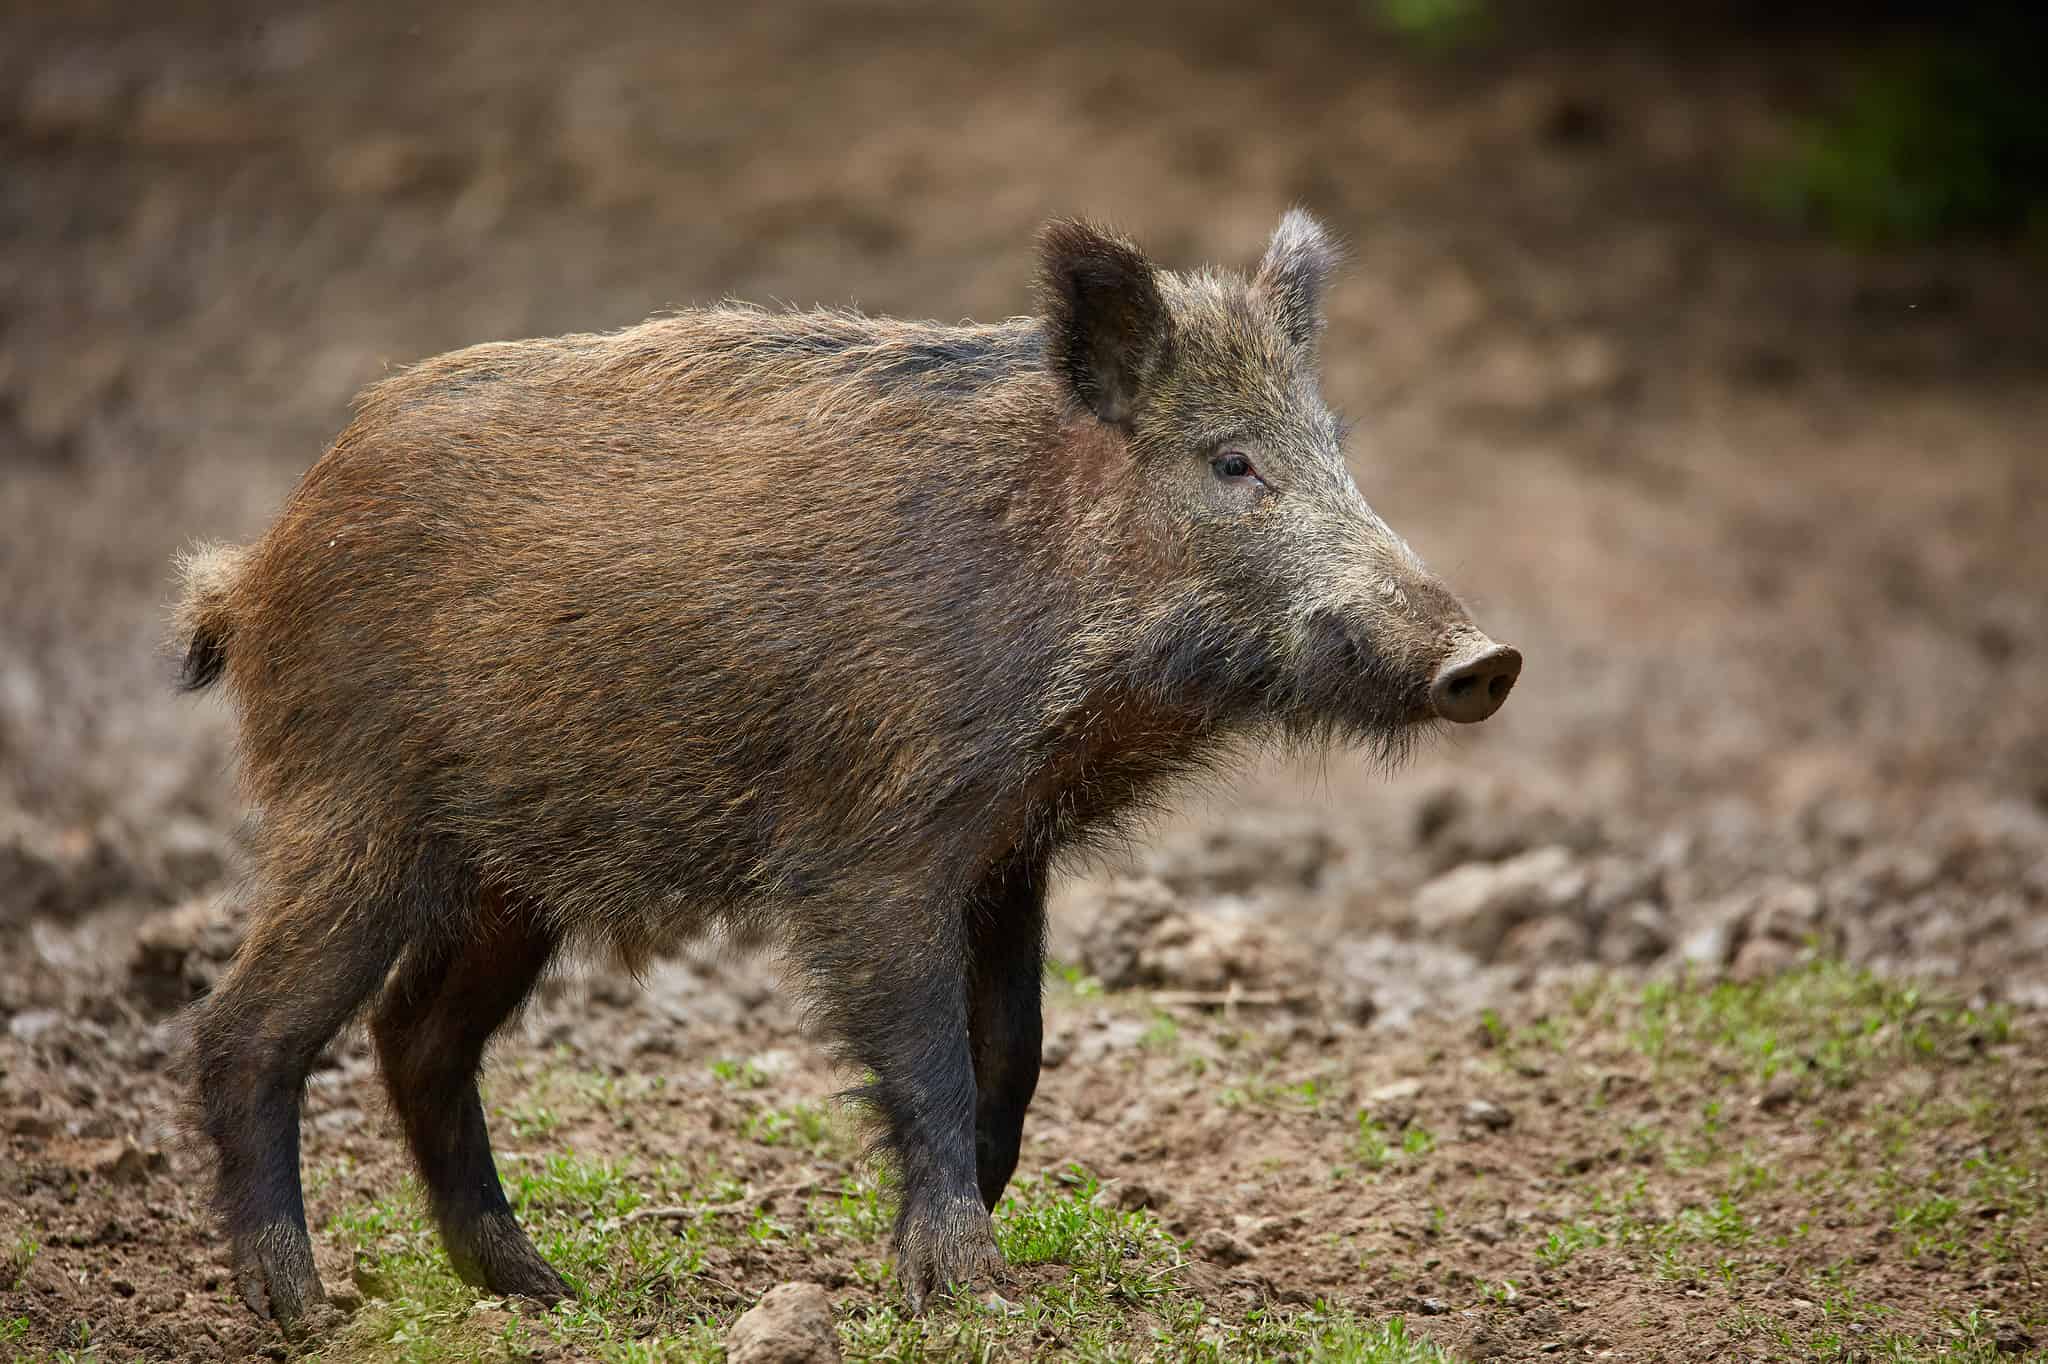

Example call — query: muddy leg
[193,897,406,1332]
[800,895,997,1311]
[967,855,1047,1212]
[369,892,569,1304]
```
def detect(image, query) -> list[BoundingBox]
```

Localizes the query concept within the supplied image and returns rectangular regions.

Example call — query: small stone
[1144,817,1339,896]
[1582,857,1663,920]
[7,1009,63,1045]
[154,817,228,893]
[88,1139,155,1185]
[726,1282,840,1364]
[1366,1077,1422,1130]
[1336,979,1380,1026]
[130,899,225,1011]
[1499,913,1590,965]
[1730,935,1798,983]
[1746,879,1823,944]
[1241,1213,1302,1247]
[627,1027,678,1057]
[1411,847,1582,960]
[352,1252,394,1301]
[1598,901,1672,966]
[1756,1076,1801,1112]
[1070,876,1177,989]
[1070,1016,1148,1066]
[1092,1179,1162,1212]
[587,975,637,1008]
[1417,1296,1449,1315]
[0,816,135,923]
[1677,895,1749,971]
[1462,1098,1513,1131]
[1193,1228,1257,1266]
[9,1111,59,1139]
[1466,1327,1509,1360]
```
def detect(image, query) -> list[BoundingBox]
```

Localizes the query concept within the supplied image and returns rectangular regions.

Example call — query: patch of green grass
[1219,1065,1334,1114]
[1355,1115,1395,1170]
[803,1169,895,1252]
[3,1232,37,1291]
[322,1140,1447,1364]
[737,1101,843,1154]
[1631,960,2004,1092]
[1139,1010,1181,1051]
[1722,1288,2014,1364]
[839,1169,1450,1360]
[1373,0,1492,51]
[707,1058,772,1090]
[325,1152,736,1363]
[1537,1220,1606,1267]
[500,1102,562,1141]
[310,956,2038,1363]
[1755,33,2048,244]
[1351,1117,1436,1173]
[1169,1303,1456,1362]
[997,1166,1178,1270]
[1509,962,2042,1361]
[1046,960,1104,999]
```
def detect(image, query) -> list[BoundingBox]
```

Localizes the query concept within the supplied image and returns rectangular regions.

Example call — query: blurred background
[4,0,2043,991]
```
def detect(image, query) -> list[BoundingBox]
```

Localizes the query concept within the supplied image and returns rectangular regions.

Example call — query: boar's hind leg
[193,883,408,1332]
[967,855,1048,1211]
[803,896,999,1311]
[369,889,570,1305]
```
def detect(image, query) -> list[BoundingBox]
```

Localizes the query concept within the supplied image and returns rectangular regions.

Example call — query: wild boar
[174,210,1519,1328]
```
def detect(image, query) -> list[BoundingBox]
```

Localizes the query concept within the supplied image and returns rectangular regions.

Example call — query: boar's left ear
[1037,219,1169,425]
[1253,209,1341,350]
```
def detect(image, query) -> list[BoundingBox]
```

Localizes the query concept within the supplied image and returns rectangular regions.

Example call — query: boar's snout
[1430,639,1522,724]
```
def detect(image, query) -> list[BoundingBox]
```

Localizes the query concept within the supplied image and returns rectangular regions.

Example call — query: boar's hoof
[898,1194,1003,1313]
[233,1223,327,1335]
[452,1213,576,1305]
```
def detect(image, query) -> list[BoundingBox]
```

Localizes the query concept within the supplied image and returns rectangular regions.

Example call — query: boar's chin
[1268,613,1437,763]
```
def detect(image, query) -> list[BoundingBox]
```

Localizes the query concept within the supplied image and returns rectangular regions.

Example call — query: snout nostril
[1429,642,1522,725]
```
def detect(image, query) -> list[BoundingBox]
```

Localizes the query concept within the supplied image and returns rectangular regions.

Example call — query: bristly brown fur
[173,214,1500,1325]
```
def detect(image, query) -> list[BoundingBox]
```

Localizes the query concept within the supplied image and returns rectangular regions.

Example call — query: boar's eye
[1212,452,1259,483]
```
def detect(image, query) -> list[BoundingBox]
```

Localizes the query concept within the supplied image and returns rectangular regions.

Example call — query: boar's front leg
[967,854,1047,1212]
[800,889,1000,1310]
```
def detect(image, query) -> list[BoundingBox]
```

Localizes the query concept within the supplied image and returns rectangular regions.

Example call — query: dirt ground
[2,2,2045,1361]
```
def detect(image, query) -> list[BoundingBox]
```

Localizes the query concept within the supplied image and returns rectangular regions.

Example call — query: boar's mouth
[1274,610,1439,752]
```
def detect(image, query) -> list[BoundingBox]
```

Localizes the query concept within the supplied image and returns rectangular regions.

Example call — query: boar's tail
[172,542,250,692]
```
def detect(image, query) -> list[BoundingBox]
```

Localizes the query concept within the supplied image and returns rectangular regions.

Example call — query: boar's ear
[1253,209,1341,350]
[1037,220,1168,425]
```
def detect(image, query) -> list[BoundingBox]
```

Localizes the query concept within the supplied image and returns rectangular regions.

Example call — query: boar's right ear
[1253,209,1340,350]
[1036,220,1168,426]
